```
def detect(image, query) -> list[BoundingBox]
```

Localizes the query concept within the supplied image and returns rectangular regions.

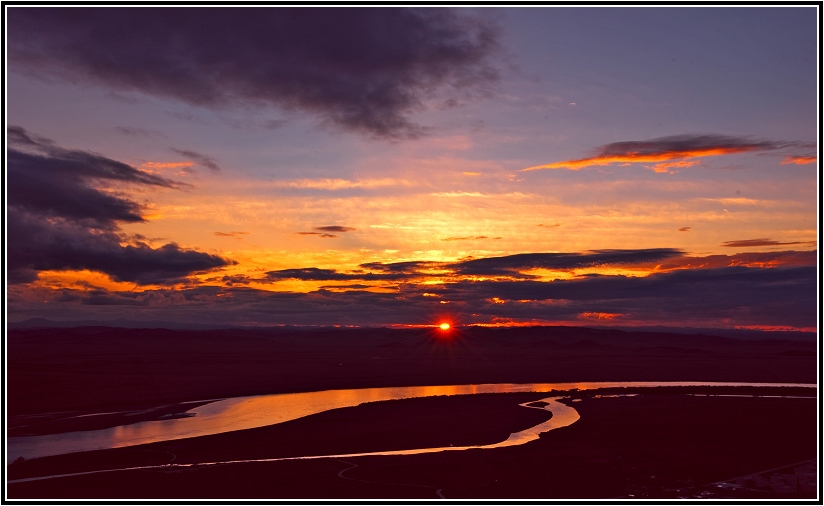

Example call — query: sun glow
[439,322,451,331]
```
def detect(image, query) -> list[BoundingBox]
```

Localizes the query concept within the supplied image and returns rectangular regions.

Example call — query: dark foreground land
[5,325,819,499]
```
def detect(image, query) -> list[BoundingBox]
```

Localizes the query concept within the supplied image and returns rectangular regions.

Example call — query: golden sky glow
[113,174,814,279]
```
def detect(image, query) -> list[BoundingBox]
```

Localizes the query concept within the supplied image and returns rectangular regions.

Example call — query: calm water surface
[7,381,813,462]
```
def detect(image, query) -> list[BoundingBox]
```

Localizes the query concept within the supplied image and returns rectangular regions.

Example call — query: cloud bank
[11,260,816,330]
[7,127,233,284]
[8,7,500,139]
[263,249,686,282]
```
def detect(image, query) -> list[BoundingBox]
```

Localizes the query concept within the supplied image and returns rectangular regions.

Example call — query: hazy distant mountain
[7,318,233,331]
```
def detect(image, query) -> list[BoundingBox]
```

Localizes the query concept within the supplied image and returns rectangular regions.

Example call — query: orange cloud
[780,155,817,165]
[578,312,625,320]
[525,148,756,171]
[648,160,701,173]
[523,134,794,171]
[142,161,195,169]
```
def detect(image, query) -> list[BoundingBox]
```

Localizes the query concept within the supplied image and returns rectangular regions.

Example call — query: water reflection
[6,381,813,462]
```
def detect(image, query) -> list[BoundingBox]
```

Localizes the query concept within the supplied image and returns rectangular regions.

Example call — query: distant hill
[6,318,815,342]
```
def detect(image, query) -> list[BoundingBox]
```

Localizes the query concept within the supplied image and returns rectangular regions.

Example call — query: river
[6,381,814,463]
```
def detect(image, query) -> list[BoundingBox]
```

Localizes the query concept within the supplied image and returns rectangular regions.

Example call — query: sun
[439,322,451,331]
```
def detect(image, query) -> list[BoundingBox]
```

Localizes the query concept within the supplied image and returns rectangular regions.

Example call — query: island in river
[6,325,818,499]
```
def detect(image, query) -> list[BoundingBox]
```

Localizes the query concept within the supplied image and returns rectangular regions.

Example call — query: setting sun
[439,322,451,331]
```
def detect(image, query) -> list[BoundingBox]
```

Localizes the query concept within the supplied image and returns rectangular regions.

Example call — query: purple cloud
[8,8,500,139]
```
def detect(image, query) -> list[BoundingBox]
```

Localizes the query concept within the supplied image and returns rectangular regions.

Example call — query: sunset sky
[6,7,818,330]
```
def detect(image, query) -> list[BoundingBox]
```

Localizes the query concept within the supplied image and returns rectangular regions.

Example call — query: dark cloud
[314,226,356,233]
[263,248,812,296]
[7,127,233,284]
[678,227,691,232]
[266,268,352,281]
[442,235,490,241]
[525,134,810,171]
[214,231,249,237]
[9,150,146,225]
[8,126,180,226]
[319,284,372,290]
[450,266,816,329]
[722,238,815,248]
[219,275,255,286]
[596,135,791,158]
[264,249,687,285]
[8,7,500,139]
[295,226,356,237]
[8,125,55,148]
[8,208,232,285]
[296,232,338,238]
[9,126,176,187]
[437,266,813,304]
[265,267,411,282]
[359,261,440,273]
[451,249,684,276]
[170,148,221,173]
[357,250,684,278]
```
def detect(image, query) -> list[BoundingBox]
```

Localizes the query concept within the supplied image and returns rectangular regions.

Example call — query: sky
[5,6,819,330]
